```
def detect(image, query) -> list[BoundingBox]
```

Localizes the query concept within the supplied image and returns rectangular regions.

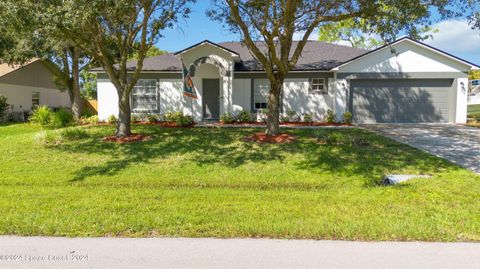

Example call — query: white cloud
[424,20,480,64]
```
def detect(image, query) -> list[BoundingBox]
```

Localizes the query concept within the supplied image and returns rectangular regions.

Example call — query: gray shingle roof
[93,41,368,72]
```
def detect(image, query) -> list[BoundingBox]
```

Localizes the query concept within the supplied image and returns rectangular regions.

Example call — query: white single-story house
[93,37,479,124]
[0,59,70,119]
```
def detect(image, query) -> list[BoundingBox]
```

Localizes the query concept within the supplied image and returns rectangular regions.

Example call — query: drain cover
[383,174,431,185]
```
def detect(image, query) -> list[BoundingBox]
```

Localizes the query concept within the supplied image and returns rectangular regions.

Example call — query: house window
[132,79,158,112]
[32,92,40,108]
[254,80,269,110]
[309,78,327,94]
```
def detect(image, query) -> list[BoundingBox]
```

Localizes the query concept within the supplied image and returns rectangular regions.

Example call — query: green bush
[30,106,52,126]
[79,115,99,125]
[107,115,117,124]
[237,110,251,123]
[326,109,336,124]
[50,108,74,128]
[35,127,89,146]
[303,113,314,124]
[131,114,140,123]
[220,113,235,124]
[0,95,8,122]
[175,114,194,127]
[343,112,353,124]
[164,111,194,127]
[146,114,158,123]
[165,111,182,122]
[60,127,89,141]
[34,130,63,146]
[285,110,298,122]
[87,115,99,125]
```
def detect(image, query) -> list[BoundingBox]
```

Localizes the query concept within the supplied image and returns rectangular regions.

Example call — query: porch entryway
[202,79,220,120]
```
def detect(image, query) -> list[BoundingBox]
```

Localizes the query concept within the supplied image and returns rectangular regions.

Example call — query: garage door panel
[350,79,453,123]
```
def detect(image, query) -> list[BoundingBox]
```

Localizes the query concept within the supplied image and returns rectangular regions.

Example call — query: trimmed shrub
[0,95,8,122]
[175,114,194,127]
[237,110,251,123]
[326,109,336,124]
[50,108,74,128]
[220,113,235,124]
[107,115,117,124]
[30,106,52,127]
[79,115,99,125]
[343,112,353,124]
[285,110,298,122]
[131,114,140,123]
[165,111,182,122]
[146,114,158,123]
[303,113,314,124]
[87,115,99,125]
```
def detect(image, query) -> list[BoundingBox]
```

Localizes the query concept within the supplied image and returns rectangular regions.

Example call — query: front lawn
[468,104,480,118]
[0,124,479,241]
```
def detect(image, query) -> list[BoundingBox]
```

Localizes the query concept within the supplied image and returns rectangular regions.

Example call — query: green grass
[468,104,480,118]
[0,123,479,241]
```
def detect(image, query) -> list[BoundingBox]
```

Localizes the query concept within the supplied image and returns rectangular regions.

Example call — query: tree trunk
[71,47,83,119]
[116,90,132,137]
[266,80,282,136]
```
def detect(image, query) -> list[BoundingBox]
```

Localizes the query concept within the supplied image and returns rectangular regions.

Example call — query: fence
[83,99,98,115]
[468,95,480,105]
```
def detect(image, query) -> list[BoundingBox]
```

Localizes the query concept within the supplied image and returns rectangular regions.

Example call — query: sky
[156,2,480,66]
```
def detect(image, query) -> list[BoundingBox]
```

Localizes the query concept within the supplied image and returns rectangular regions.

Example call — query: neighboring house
[92,37,478,124]
[468,80,480,105]
[0,59,70,119]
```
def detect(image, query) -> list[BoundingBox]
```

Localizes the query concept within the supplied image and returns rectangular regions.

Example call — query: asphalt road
[0,237,479,269]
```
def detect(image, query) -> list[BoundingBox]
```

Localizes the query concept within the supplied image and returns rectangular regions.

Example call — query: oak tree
[209,0,463,135]
[48,0,193,137]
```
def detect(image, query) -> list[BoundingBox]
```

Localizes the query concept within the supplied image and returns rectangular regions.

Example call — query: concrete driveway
[363,124,480,174]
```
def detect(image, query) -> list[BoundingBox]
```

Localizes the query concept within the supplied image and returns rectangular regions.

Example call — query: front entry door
[202,79,220,120]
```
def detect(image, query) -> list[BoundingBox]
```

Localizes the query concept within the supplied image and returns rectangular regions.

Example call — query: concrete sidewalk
[0,237,479,269]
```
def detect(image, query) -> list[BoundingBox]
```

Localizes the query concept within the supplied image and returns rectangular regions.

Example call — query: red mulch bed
[243,132,296,144]
[102,133,151,143]
[280,122,350,126]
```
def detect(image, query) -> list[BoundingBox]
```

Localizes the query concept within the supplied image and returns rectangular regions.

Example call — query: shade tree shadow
[52,126,460,186]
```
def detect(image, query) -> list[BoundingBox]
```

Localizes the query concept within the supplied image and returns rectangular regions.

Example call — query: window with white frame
[32,91,40,108]
[254,80,269,110]
[309,78,327,94]
[132,79,158,112]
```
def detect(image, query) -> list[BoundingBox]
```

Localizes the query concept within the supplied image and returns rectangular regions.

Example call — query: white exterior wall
[178,43,235,119]
[282,78,334,121]
[0,83,70,112]
[232,79,251,113]
[455,78,468,123]
[97,79,119,121]
[333,79,348,122]
[337,40,470,73]
[159,79,183,115]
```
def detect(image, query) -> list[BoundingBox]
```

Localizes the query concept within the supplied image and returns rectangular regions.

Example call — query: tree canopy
[209,0,465,135]
[44,0,193,136]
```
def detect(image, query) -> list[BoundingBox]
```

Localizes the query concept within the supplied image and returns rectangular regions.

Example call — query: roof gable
[333,37,479,72]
